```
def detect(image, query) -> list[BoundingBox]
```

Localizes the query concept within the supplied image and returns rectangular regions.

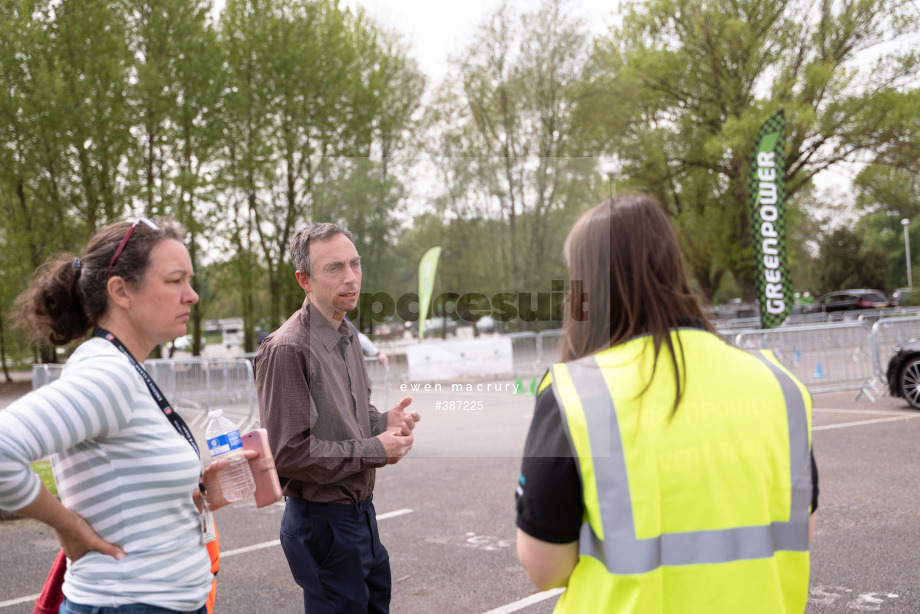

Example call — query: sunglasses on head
[107,217,158,279]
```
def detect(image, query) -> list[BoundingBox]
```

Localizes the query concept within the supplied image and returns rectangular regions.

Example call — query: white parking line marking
[814,408,913,415]
[222,539,281,558]
[482,588,565,614]
[0,509,415,608]
[222,508,413,558]
[814,415,920,431]
[376,508,414,521]
[0,594,40,608]
[814,408,915,416]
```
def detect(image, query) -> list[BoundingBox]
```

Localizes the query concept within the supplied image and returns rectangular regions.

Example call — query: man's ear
[106,276,132,310]
[294,270,311,294]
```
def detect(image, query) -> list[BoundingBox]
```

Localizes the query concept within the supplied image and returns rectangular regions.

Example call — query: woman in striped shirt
[0,218,250,614]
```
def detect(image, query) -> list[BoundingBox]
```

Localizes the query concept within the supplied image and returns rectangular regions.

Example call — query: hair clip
[72,258,82,270]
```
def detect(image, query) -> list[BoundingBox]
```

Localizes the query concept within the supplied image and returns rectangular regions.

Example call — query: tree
[815,227,887,293]
[170,8,225,354]
[122,0,223,355]
[0,0,132,363]
[582,0,920,300]
[218,0,423,349]
[52,0,135,232]
[311,158,405,333]
[368,29,426,181]
[423,0,599,318]
[853,163,920,289]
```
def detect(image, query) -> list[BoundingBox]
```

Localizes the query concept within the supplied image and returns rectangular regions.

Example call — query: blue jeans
[60,599,207,614]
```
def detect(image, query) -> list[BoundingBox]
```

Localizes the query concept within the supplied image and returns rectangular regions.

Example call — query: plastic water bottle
[205,409,254,502]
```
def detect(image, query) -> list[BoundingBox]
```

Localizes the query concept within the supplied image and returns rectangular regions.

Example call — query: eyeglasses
[107,217,158,278]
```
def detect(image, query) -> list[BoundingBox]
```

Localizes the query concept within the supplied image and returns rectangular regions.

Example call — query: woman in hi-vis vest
[515,195,817,613]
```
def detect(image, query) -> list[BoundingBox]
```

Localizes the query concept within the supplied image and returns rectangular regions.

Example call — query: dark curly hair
[15,218,184,346]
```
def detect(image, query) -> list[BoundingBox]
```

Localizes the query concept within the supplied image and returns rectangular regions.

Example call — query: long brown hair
[562,194,713,410]
[15,219,184,346]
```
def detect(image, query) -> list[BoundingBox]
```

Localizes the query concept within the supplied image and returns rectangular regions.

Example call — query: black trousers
[280,496,391,614]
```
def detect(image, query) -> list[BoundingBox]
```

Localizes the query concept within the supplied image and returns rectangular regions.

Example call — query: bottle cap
[208,408,224,418]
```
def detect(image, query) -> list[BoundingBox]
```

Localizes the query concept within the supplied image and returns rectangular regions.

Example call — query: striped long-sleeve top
[0,338,211,611]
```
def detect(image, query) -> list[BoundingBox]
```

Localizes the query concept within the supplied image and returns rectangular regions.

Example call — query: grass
[31,460,57,496]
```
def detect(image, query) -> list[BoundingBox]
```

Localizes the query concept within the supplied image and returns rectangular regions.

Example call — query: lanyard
[92,327,201,460]
[93,327,216,543]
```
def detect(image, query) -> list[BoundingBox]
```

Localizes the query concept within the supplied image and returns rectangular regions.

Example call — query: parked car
[222,327,243,348]
[803,289,889,314]
[890,287,920,307]
[714,299,759,320]
[886,338,920,408]
[374,319,407,341]
[475,314,497,333]
[421,317,457,338]
[374,322,395,340]
[167,334,205,353]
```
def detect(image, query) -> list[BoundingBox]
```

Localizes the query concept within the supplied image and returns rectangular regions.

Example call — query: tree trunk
[40,345,56,364]
[0,305,11,383]
[189,238,204,356]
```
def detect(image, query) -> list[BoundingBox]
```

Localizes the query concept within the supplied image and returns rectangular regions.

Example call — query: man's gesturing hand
[386,396,420,436]
[378,429,414,464]
[380,396,418,463]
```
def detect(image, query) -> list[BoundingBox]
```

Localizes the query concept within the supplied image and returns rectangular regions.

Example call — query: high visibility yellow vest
[548,329,812,614]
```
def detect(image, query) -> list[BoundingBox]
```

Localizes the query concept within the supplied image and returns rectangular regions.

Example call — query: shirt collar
[303,298,353,351]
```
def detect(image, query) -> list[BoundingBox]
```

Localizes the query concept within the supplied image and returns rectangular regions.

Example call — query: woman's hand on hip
[15,486,125,562]
[57,507,126,562]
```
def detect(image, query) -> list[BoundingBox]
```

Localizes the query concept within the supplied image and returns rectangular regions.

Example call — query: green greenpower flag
[417,246,442,339]
[749,110,791,328]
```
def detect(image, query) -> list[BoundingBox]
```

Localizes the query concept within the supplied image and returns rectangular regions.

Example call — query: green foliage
[31,460,57,496]
[815,227,888,294]
[216,0,424,348]
[1,0,919,352]
[416,0,599,321]
[582,0,920,300]
[0,0,424,358]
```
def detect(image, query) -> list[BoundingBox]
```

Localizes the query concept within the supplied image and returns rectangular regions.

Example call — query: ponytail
[14,255,90,345]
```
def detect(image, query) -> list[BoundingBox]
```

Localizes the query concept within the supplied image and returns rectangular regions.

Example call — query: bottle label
[206,430,242,456]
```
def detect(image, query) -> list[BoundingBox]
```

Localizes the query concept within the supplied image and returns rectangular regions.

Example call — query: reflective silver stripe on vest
[555,350,811,575]
[751,351,813,527]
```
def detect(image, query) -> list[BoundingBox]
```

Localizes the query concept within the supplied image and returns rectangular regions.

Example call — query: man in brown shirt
[255,222,419,614]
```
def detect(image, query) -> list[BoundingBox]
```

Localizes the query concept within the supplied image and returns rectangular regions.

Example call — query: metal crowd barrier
[871,316,920,381]
[714,306,920,331]
[30,357,257,430]
[507,332,541,371]
[734,323,878,400]
[33,316,920,411]
[538,329,564,366]
[364,356,390,410]
[144,358,257,431]
[31,363,64,390]
[784,312,837,326]
[715,316,763,331]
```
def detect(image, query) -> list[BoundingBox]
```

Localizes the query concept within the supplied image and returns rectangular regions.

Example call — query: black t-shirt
[515,372,820,544]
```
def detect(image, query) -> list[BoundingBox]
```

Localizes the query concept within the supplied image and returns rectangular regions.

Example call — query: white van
[222,327,243,348]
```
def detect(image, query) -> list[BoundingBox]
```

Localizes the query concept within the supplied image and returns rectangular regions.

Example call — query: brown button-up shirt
[254,298,388,503]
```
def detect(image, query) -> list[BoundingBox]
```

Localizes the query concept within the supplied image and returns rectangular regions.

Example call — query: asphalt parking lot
[3,376,920,613]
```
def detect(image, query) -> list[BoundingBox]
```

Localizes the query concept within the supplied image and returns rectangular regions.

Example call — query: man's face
[297,233,361,323]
